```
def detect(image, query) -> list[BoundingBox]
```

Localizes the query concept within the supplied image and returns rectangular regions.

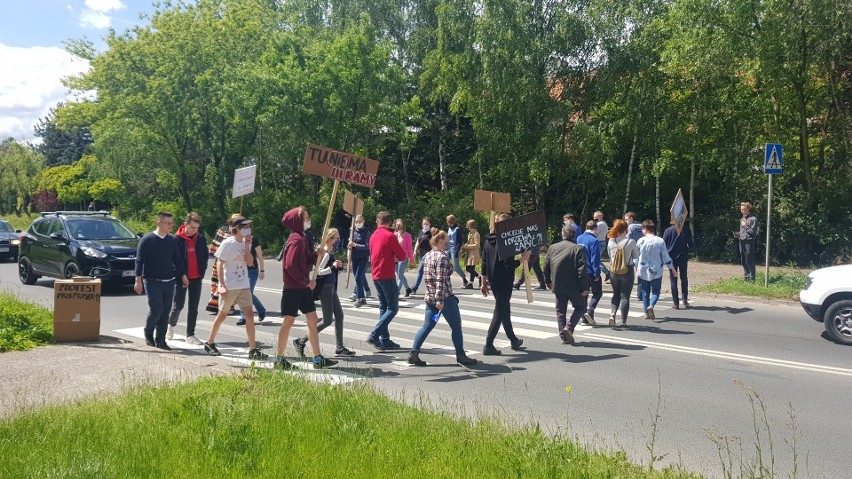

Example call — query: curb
[690,291,800,307]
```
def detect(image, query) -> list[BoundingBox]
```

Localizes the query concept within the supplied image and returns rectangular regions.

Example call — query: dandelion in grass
[565,386,571,395]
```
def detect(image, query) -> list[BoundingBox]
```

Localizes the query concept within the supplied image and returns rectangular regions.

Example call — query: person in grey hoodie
[734,202,758,282]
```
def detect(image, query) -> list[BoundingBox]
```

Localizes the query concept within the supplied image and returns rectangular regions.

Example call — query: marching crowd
[134,201,760,369]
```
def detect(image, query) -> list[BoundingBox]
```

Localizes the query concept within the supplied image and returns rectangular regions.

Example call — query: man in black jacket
[481,213,530,355]
[544,225,590,345]
[168,212,209,345]
[410,217,433,295]
[134,211,188,350]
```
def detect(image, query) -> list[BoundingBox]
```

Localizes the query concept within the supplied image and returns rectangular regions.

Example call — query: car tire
[64,261,81,279]
[19,256,38,285]
[823,299,852,346]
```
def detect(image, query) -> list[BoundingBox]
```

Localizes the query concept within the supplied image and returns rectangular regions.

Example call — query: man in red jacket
[274,206,337,370]
[367,211,407,351]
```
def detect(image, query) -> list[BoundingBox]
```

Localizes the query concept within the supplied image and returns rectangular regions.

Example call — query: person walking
[663,222,694,309]
[203,216,268,360]
[348,214,372,306]
[481,213,529,355]
[607,219,639,328]
[367,211,407,351]
[544,225,589,344]
[236,228,267,325]
[394,218,415,297]
[594,211,611,282]
[167,212,208,345]
[293,228,354,358]
[624,212,644,243]
[734,202,757,282]
[135,212,188,350]
[460,219,481,288]
[636,220,678,320]
[205,216,234,313]
[410,217,432,295]
[576,221,602,326]
[513,245,547,290]
[274,207,338,370]
[446,215,470,288]
[408,230,477,367]
[562,213,582,240]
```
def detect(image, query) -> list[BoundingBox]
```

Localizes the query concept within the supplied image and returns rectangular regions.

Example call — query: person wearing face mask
[236,223,266,326]
[167,212,209,345]
[203,216,268,360]
[445,215,470,288]
[460,219,481,288]
[408,230,477,367]
[347,214,372,307]
[410,217,432,295]
[205,214,239,313]
[394,218,415,297]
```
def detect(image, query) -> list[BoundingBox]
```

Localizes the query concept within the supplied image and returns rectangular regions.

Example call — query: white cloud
[84,0,126,13]
[80,0,126,29]
[0,44,90,141]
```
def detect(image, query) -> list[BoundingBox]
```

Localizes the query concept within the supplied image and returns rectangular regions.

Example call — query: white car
[800,264,852,345]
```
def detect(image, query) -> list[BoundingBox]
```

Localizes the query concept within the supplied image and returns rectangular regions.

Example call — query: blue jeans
[638,277,663,313]
[396,260,411,292]
[352,256,369,300]
[240,268,266,320]
[414,295,465,356]
[413,259,425,290]
[598,240,611,277]
[370,278,399,341]
[144,279,175,342]
[449,251,468,284]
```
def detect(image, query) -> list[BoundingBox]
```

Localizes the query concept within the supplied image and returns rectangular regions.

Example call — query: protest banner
[670,188,689,235]
[232,165,257,214]
[494,210,547,303]
[473,189,511,232]
[342,189,364,289]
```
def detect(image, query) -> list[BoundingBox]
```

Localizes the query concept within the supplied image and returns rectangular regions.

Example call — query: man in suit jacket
[544,224,590,345]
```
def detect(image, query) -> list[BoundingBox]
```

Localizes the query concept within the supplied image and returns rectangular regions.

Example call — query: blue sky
[0,0,157,141]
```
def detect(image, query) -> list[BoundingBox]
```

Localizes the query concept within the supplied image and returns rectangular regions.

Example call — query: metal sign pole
[764,173,772,287]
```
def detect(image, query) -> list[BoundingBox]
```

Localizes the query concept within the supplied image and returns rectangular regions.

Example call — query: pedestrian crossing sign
[764,143,782,174]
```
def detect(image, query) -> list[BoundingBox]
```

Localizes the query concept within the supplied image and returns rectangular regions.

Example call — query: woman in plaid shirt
[408,229,478,367]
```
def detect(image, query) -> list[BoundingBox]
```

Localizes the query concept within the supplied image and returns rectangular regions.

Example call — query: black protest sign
[494,210,547,260]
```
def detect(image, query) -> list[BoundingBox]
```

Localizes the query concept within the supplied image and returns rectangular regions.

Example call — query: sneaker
[560,327,574,345]
[274,356,295,370]
[155,341,171,351]
[482,345,502,356]
[407,351,426,366]
[411,288,418,296]
[349,294,358,302]
[144,337,155,347]
[355,299,367,307]
[582,313,597,326]
[313,355,338,369]
[258,313,266,321]
[620,322,630,329]
[166,325,174,341]
[204,342,221,356]
[236,318,247,326]
[647,306,656,320]
[382,339,402,350]
[405,288,412,298]
[185,335,203,346]
[683,300,690,308]
[457,355,477,366]
[464,283,474,289]
[608,314,616,327]
[293,338,307,358]
[510,338,524,351]
[672,303,680,310]
[367,336,384,351]
[365,290,373,298]
[513,283,521,290]
[248,348,268,360]
[335,346,356,357]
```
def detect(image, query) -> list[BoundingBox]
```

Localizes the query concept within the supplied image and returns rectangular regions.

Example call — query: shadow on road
[571,341,646,351]
[686,305,752,314]
[504,349,629,365]
[654,316,714,324]
[621,324,695,335]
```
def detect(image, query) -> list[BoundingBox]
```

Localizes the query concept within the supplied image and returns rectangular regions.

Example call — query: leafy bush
[0,293,53,352]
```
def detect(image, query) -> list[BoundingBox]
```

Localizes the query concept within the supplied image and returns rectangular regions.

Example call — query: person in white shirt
[594,211,611,282]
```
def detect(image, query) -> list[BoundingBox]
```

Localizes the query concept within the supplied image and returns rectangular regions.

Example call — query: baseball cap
[231,216,253,228]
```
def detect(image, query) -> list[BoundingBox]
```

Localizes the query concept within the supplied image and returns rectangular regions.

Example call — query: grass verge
[0,371,697,478]
[0,293,53,352]
[694,270,808,300]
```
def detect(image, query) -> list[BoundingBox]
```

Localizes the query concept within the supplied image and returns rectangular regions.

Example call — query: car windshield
[65,219,137,240]
[0,222,12,232]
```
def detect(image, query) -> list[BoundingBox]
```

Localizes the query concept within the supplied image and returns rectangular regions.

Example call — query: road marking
[579,332,852,377]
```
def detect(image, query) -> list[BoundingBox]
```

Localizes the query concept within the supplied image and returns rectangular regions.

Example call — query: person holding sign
[544,225,590,344]
[347,215,372,307]
[367,212,407,351]
[663,222,693,309]
[480,213,528,355]
[636,220,677,320]
[408,230,478,367]
[274,207,338,370]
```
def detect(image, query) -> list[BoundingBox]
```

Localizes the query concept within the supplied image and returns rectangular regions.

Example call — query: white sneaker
[166,325,174,341]
[185,335,203,345]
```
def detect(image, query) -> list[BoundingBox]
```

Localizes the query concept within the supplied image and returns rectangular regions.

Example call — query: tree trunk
[178,170,193,213]
[655,174,661,232]
[438,120,448,191]
[689,155,696,235]
[795,82,813,192]
[623,122,639,214]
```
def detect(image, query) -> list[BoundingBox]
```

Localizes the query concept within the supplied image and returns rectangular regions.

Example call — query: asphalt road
[1,258,849,478]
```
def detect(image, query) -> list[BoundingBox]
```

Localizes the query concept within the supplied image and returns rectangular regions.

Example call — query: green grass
[694,270,808,300]
[0,293,53,352]
[0,372,697,479]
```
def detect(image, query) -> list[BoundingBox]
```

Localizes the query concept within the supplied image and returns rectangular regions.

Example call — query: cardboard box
[54,278,101,342]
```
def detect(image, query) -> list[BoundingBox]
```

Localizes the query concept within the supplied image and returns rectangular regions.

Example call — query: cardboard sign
[232,165,257,198]
[494,210,547,260]
[474,189,511,213]
[54,278,101,341]
[303,144,379,189]
[343,189,364,216]
[670,188,689,235]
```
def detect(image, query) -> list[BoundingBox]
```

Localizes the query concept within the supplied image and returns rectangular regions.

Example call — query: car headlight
[81,247,107,259]
[10,239,20,246]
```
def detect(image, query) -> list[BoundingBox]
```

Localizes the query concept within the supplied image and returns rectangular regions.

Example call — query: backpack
[610,240,629,275]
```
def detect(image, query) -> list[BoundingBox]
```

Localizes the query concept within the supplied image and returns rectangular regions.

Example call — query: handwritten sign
[494,210,547,260]
[343,189,364,216]
[303,144,379,189]
[670,188,689,235]
[232,165,257,198]
[474,189,511,213]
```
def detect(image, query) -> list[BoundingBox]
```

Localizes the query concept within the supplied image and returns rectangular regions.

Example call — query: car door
[28,219,55,275]
[45,219,73,275]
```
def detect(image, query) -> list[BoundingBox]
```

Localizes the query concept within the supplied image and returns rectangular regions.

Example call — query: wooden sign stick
[489,193,496,233]
[345,213,356,289]
[312,179,341,281]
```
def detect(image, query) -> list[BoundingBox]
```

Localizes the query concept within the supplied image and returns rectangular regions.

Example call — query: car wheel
[823,299,852,346]
[19,257,38,285]
[64,262,81,279]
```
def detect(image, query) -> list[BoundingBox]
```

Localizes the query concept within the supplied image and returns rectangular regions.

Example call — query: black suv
[18,211,140,285]
[0,218,22,261]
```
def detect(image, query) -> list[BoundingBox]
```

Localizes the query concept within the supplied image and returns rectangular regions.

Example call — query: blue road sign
[765,143,783,174]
